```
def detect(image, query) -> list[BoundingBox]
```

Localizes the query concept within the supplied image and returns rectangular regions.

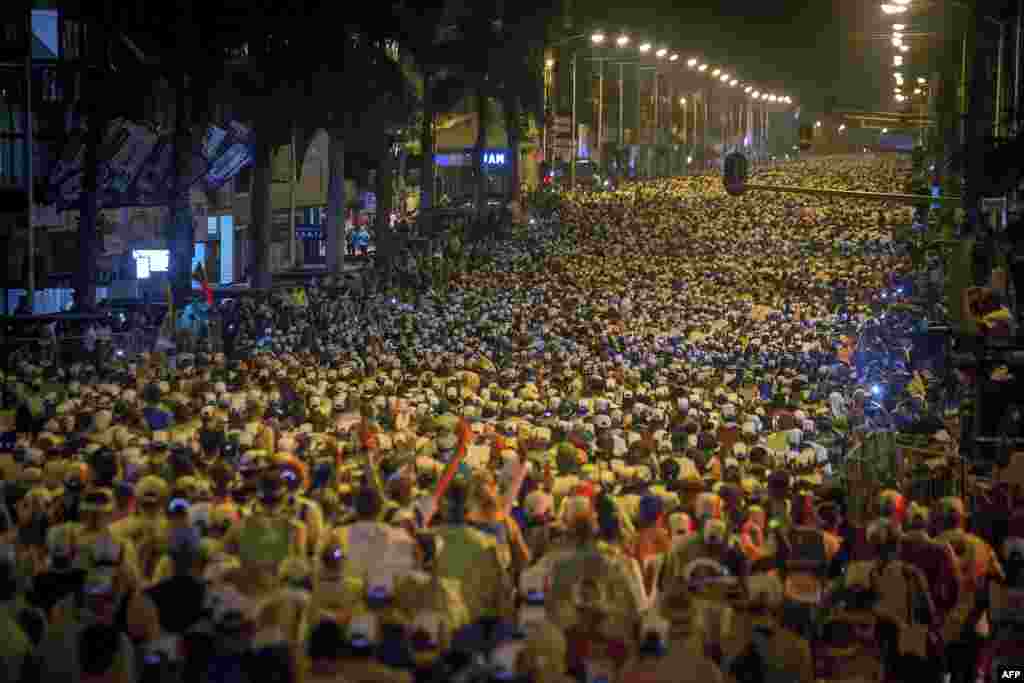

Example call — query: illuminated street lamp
[698,64,708,71]
[882,127,889,133]
[591,32,606,44]
[769,94,777,102]
[899,45,909,52]
[730,79,738,87]
[669,53,679,61]
[894,55,903,66]
[761,93,769,100]
[679,97,687,105]
[839,124,846,132]
[616,34,630,47]
[892,24,906,30]
[545,58,555,68]
[917,77,926,84]
[894,86,902,93]
[914,87,922,94]
[895,94,906,101]
[656,48,668,58]
[712,68,721,76]
[720,73,730,82]
[882,5,908,14]
[687,57,698,67]
[744,86,753,93]
[892,37,902,46]
[892,32,903,39]
[893,71,903,80]
[753,91,761,98]
[639,42,652,53]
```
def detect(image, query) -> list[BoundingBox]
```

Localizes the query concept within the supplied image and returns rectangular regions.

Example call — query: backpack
[784,527,828,605]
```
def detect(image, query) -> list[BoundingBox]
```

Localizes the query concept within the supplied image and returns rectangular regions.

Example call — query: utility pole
[24,3,34,311]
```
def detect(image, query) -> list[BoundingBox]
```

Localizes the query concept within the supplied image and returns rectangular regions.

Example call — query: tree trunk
[325,128,347,273]
[473,87,489,218]
[249,137,274,290]
[420,75,435,213]
[396,147,407,217]
[505,95,521,206]
[76,115,102,311]
[375,138,395,274]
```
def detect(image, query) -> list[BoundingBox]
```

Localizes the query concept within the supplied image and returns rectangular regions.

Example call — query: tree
[293,19,419,274]
[207,1,317,289]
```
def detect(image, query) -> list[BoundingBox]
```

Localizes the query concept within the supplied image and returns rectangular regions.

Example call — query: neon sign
[483,152,506,166]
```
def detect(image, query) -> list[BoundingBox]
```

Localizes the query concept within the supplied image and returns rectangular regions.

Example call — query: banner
[49,118,254,211]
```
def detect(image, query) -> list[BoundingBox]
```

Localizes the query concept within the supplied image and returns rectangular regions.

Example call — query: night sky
[576,0,889,114]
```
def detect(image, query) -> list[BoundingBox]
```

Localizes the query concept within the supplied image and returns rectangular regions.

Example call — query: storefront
[434,148,512,201]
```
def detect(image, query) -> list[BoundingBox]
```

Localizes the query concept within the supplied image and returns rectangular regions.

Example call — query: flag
[423,417,473,528]
[192,262,214,306]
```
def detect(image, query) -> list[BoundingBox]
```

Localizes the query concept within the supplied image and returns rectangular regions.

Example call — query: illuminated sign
[483,152,506,166]
[434,149,510,168]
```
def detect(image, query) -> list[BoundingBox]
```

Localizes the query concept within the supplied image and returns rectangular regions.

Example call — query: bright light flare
[656,48,668,58]
[616,35,630,47]
[639,42,652,53]
[687,57,698,67]
[591,32,606,44]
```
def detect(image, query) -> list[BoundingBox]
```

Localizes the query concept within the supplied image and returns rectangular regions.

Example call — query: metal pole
[1016,0,1023,135]
[25,7,34,311]
[597,61,604,168]
[570,52,576,189]
[996,21,1006,138]
[288,126,297,267]
[618,62,624,147]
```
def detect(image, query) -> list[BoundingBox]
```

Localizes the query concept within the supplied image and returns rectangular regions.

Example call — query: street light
[892,31,903,39]
[669,54,679,61]
[744,86,753,93]
[687,57,698,67]
[899,45,909,52]
[753,91,761,98]
[712,68,721,76]
[917,77,926,84]
[894,55,903,66]
[839,124,846,132]
[616,34,630,47]
[882,4,908,14]
[895,94,906,101]
[769,94,777,102]
[730,79,738,87]
[815,121,822,127]
[892,37,902,47]
[882,127,889,133]
[698,64,708,71]
[679,97,687,105]
[914,87,922,94]
[656,48,668,58]
[720,74,730,82]
[546,58,555,68]
[591,32,605,44]
[761,93,769,100]
[894,71,903,80]
[892,24,906,30]
[639,42,652,53]
[894,86,903,93]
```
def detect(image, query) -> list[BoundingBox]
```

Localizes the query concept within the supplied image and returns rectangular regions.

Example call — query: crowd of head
[1,156,1022,683]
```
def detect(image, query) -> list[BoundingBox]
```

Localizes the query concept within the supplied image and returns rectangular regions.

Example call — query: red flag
[424,418,473,527]
[192,262,214,306]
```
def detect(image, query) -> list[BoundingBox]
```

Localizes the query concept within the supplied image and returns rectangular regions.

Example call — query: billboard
[49,118,254,211]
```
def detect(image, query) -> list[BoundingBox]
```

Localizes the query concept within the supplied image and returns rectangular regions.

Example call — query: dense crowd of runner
[1,156,1021,683]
